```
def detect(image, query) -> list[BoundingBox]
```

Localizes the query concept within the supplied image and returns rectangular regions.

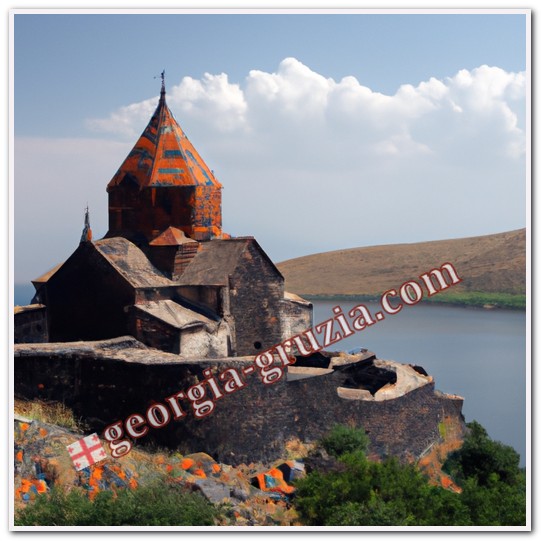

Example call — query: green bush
[444,421,521,486]
[295,453,469,526]
[443,421,526,526]
[320,424,370,458]
[15,481,217,526]
[294,422,526,526]
[294,452,372,525]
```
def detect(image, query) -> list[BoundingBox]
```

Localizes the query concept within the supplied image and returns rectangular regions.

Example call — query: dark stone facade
[131,308,181,354]
[227,241,284,356]
[35,242,134,342]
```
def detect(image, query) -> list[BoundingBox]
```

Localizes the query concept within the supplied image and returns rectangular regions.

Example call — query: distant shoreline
[16,283,526,311]
[302,292,526,311]
[278,229,526,311]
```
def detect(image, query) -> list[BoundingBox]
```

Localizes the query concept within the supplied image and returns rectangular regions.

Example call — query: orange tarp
[255,468,295,495]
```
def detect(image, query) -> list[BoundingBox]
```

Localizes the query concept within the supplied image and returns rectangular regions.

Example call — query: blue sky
[13,11,528,284]
[15,14,526,137]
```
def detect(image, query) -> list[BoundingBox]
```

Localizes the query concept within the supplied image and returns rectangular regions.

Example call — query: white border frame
[7,5,532,533]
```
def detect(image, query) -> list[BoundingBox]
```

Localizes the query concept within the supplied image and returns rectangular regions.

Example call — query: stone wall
[179,321,231,359]
[14,339,464,466]
[132,308,181,353]
[230,242,284,356]
[38,243,134,342]
[14,305,48,343]
[280,296,313,342]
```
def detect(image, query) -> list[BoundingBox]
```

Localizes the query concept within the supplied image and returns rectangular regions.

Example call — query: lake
[14,284,527,465]
[313,299,527,466]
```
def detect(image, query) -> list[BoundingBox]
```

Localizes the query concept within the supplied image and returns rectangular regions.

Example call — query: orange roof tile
[107,86,222,191]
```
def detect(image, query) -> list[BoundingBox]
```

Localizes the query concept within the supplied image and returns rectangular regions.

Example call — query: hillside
[14,399,465,526]
[14,400,305,526]
[277,229,526,307]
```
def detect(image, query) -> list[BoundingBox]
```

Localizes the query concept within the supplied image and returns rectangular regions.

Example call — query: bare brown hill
[277,229,526,297]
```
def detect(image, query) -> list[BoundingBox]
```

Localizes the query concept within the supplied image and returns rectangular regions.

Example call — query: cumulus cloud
[87,57,525,152]
[87,72,247,137]
[16,58,526,282]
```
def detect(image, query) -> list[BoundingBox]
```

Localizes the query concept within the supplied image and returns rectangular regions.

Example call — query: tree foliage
[293,422,526,526]
[443,421,522,486]
[443,421,526,526]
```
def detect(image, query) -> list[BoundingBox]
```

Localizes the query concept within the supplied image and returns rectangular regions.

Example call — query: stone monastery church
[27,79,312,358]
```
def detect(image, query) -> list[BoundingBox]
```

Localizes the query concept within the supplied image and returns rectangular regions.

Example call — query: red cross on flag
[66,433,107,471]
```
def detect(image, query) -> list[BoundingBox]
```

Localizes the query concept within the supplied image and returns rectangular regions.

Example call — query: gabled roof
[32,240,172,290]
[284,291,312,306]
[176,237,283,286]
[107,86,222,191]
[33,262,64,285]
[94,238,174,289]
[149,226,198,246]
[14,304,46,315]
[134,300,214,330]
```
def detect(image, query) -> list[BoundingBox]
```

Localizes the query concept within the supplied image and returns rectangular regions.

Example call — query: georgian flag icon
[66,433,107,471]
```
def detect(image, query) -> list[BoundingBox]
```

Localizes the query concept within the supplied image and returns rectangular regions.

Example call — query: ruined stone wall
[131,309,181,354]
[179,321,231,359]
[14,342,464,466]
[14,306,48,344]
[280,298,313,342]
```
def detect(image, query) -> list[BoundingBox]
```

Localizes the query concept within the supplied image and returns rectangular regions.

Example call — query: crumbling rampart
[14,337,465,465]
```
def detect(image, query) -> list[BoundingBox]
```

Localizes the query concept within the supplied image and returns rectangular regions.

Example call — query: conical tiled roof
[107,85,221,191]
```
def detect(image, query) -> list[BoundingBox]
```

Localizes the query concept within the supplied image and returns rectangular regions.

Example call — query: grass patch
[15,481,217,526]
[303,294,380,302]
[304,291,526,310]
[438,422,447,439]
[423,291,526,310]
[14,398,87,432]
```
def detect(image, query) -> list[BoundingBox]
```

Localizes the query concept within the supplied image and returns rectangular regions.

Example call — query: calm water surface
[313,300,527,466]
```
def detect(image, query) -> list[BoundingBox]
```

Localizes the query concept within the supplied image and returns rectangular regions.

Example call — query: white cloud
[87,72,247,137]
[86,57,525,163]
[16,58,526,283]
[170,73,248,133]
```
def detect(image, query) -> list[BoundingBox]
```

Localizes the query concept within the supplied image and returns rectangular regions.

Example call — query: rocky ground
[14,411,306,526]
[14,394,462,527]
